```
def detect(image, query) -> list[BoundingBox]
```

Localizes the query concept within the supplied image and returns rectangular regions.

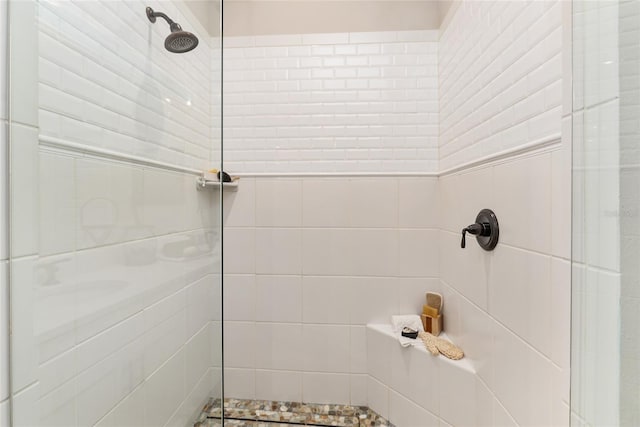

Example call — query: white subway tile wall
[439,0,563,170]
[222,31,439,173]
[37,0,213,170]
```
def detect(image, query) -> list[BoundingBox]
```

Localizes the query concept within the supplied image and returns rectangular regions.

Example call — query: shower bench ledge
[366,323,475,373]
[366,324,487,426]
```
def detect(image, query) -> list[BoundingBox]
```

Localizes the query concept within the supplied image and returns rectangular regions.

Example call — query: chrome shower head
[146,7,199,53]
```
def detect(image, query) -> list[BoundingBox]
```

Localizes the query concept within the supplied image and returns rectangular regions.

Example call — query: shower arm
[146,7,183,31]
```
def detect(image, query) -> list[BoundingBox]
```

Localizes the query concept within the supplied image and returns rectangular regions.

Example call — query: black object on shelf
[218,171,232,182]
[401,327,419,339]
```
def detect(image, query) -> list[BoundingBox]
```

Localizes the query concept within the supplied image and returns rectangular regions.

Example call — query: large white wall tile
[11,383,39,427]
[398,229,439,277]
[551,258,571,369]
[457,297,493,385]
[302,372,350,405]
[406,347,439,416]
[187,275,218,337]
[348,179,398,228]
[438,359,477,427]
[0,0,6,122]
[38,381,77,425]
[302,179,350,227]
[489,245,552,355]
[493,153,553,254]
[492,323,554,427]
[388,389,438,427]
[0,398,9,427]
[0,122,7,262]
[223,178,256,227]
[186,324,213,393]
[439,230,489,310]
[224,275,256,321]
[143,349,186,427]
[255,369,302,402]
[142,169,190,237]
[10,124,38,257]
[256,179,302,227]
[349,277,397,325]
[255,275,302,322]
[224,322,256,368]
[254,323,303,371]
[76,338,145,427]
[0,262,7,402]
[302,229,398,276]
[398,178,439,228]
[439,166,494,234]
[143,308,187,377]
[367,376,389,419]
[552,121,572,259]
[10,257,38,392]
[10,1,37,127]
[302,276,352,324]
[255,228,302,274]
[349,326,367,374]
[350,374,367,406]
[302,324,350,373]
[394,277,442,316]
[39,152,76,256]
[366,325,393,385]
[74,311,144,378]
[74,158,147,250]
[103,384,145,427]
[224,368,256,400]
[224,228,255,274]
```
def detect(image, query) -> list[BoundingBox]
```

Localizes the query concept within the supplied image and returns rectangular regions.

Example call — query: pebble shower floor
[195,398,394,426]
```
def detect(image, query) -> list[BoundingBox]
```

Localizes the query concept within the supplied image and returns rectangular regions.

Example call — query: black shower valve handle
[460,223,489,248]
[461,209,500,251]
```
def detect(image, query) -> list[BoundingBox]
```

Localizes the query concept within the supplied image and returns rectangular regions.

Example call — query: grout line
[439,276,564,371]
[439,229,569,261]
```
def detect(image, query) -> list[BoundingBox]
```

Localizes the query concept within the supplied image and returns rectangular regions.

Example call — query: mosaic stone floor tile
[196,398,394,427]
[196,419,298,427]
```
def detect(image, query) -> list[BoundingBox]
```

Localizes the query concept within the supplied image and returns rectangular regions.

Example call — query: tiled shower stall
[0,0,633,426]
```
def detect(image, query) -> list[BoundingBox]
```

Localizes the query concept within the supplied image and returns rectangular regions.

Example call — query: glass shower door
[6,0,223,425]
[571,1,623,425]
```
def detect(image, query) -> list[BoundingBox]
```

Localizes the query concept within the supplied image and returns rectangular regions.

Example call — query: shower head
[146,7,199,53]
[165,27,199,53]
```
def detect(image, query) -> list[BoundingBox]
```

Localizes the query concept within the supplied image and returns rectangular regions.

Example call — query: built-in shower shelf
[195,176,239,191]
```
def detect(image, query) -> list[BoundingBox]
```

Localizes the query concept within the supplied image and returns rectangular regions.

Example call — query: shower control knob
[461,223,488,248]
[460,209,499,251]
